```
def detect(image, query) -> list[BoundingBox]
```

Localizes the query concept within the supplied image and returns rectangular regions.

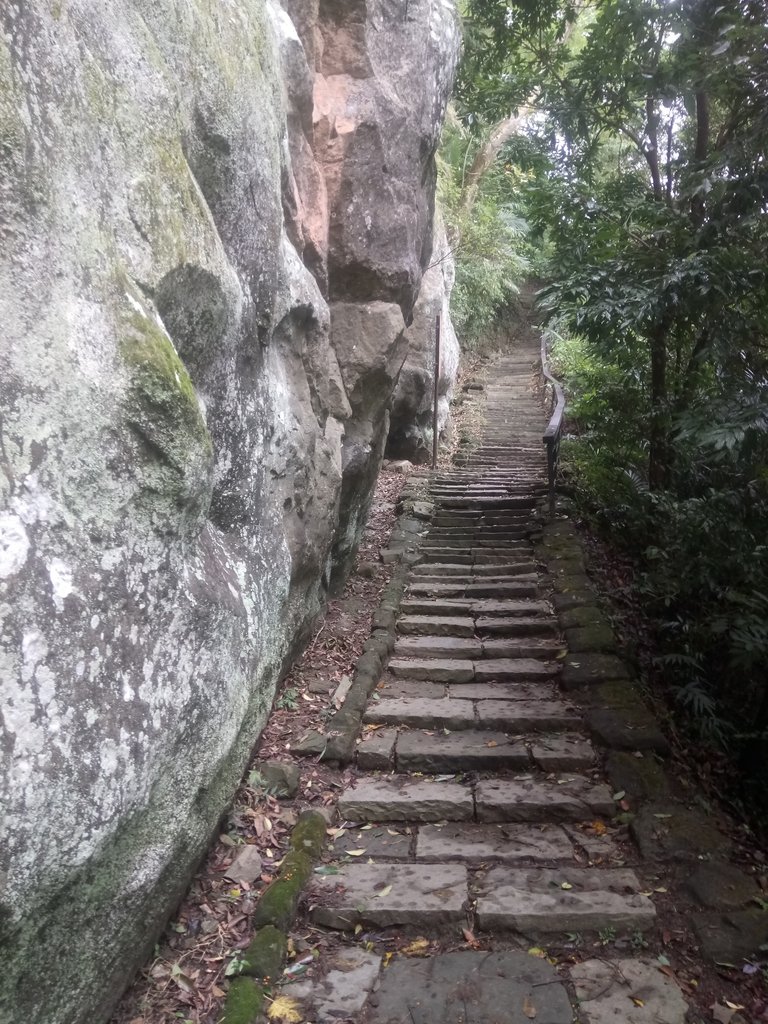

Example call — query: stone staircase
[293,345,689,1024]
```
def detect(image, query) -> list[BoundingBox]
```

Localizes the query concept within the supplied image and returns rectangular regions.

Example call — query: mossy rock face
[586,708,670,754]
[693,908,768,961]
[559,605,608,630]
[243,924,287,984]
[686,862,758,911]
[222,976,265,1024]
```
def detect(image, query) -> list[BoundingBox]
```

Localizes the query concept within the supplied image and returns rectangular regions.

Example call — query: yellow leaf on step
[267,996,304,1023]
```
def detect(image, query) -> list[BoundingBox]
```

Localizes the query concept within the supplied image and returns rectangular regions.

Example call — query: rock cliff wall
[0,2,459,1021]
[388,213,461,461]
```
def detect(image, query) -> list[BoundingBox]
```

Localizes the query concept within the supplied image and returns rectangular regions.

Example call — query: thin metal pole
[432,313,441,470]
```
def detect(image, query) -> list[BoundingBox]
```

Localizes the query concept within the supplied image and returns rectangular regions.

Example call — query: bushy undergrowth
[438,121,534,347]
[554,328,768,817]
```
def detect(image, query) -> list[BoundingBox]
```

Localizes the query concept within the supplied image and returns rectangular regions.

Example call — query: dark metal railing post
[540,333,566,516]
[432,313,441,470]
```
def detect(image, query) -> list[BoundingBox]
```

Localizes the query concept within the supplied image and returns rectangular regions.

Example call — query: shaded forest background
[441,0,768,823]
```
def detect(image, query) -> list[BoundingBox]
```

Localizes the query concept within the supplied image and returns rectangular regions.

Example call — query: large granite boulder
[0,1,459,1022]
[388,215,462,461]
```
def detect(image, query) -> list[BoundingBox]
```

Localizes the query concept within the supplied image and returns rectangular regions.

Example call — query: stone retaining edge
[221,810,327,1024]
[534,501,767,962]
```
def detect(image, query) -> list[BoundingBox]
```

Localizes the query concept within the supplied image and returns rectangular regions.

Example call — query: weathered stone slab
[530,734,596,771]
[310,863,467,928]
[561,654,631,690]
[394,636,483,659]
[464,581,539,598]
[559,606,609,629]
[471,599,551,616]
[471,561,537,576]
[475,867,655,933]
[552,591,595,612]
[294,949,383,1023]
[357,728,398,770]
[417,823,574,863]
[397,615,476,637]
[449,682,560,702]
[367,951,572,1024]
[364,697,476,731]
[396,730,530,772]
[570,959,688,1024]
[474,659,558,682]
[477,701,582,733]
[476,776,615,822]
[338,778,474,822]
[477,616,558,636]
[482,638,564,659]
[389,658,474,683]
[377,679,448,700]
[333,825,412,860]
[400,598,476,615]
[412,564,481,576]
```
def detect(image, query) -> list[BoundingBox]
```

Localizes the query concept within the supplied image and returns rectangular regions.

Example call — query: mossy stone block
[560,653,631,690]
[251,851,311,931]
[686,862,758,910]
[631,805,731,862]
[243,925,287,984]
[693,908,768,961]
[291,810,327,860]
[260,762,300,799]
[553,591,595,612]
[586,708,670,754]
[552,573,592,594]
[565,624,616,653]
[222,976,265,1024]
[586,680,646,711]
[605,751,671,801]
[559,606,608,630]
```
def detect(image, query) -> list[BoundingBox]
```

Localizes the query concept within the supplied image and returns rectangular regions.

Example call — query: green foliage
[438,121,532,345]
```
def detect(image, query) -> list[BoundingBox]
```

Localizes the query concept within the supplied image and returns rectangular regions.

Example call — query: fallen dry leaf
[523,994,537,1019]
[267,995,303,1023]
[401,938,430,957]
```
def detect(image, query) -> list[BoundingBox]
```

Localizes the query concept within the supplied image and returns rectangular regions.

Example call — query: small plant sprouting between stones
[225,954,248,977]
[632,930,650,950]
[598,926,616,946]
[276,687,300,711]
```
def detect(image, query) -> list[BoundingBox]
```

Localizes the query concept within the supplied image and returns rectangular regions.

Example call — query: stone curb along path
[283,341,767,1024]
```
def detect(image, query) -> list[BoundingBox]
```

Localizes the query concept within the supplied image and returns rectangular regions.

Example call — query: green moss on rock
[242,925,286,984]
[222,976,264,1024]
[251,850,311,932]
[290,811,327,860]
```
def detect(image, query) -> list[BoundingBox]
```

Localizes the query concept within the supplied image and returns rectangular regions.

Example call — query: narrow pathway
[295,338,688,1024]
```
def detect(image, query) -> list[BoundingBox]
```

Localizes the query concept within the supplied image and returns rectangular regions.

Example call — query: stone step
[415,823,579,863]
[395,730,594,772]
[412,562,537,578]
[476,616,559,636]
[474,867,656,934]
[310,862,468,930]
[475,774,615,822]
[397,615,476,637]
[407,581,539,599]
[399,598,552,618]
[393,636,564,660]
[339,777,474,822]
[364,697,582,734]
[389,657,559,683]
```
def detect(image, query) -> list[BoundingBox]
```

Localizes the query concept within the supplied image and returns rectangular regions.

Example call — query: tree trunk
[648,319,670,490]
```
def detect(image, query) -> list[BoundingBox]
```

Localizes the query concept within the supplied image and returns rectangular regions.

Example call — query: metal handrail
[541,333,566,514]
